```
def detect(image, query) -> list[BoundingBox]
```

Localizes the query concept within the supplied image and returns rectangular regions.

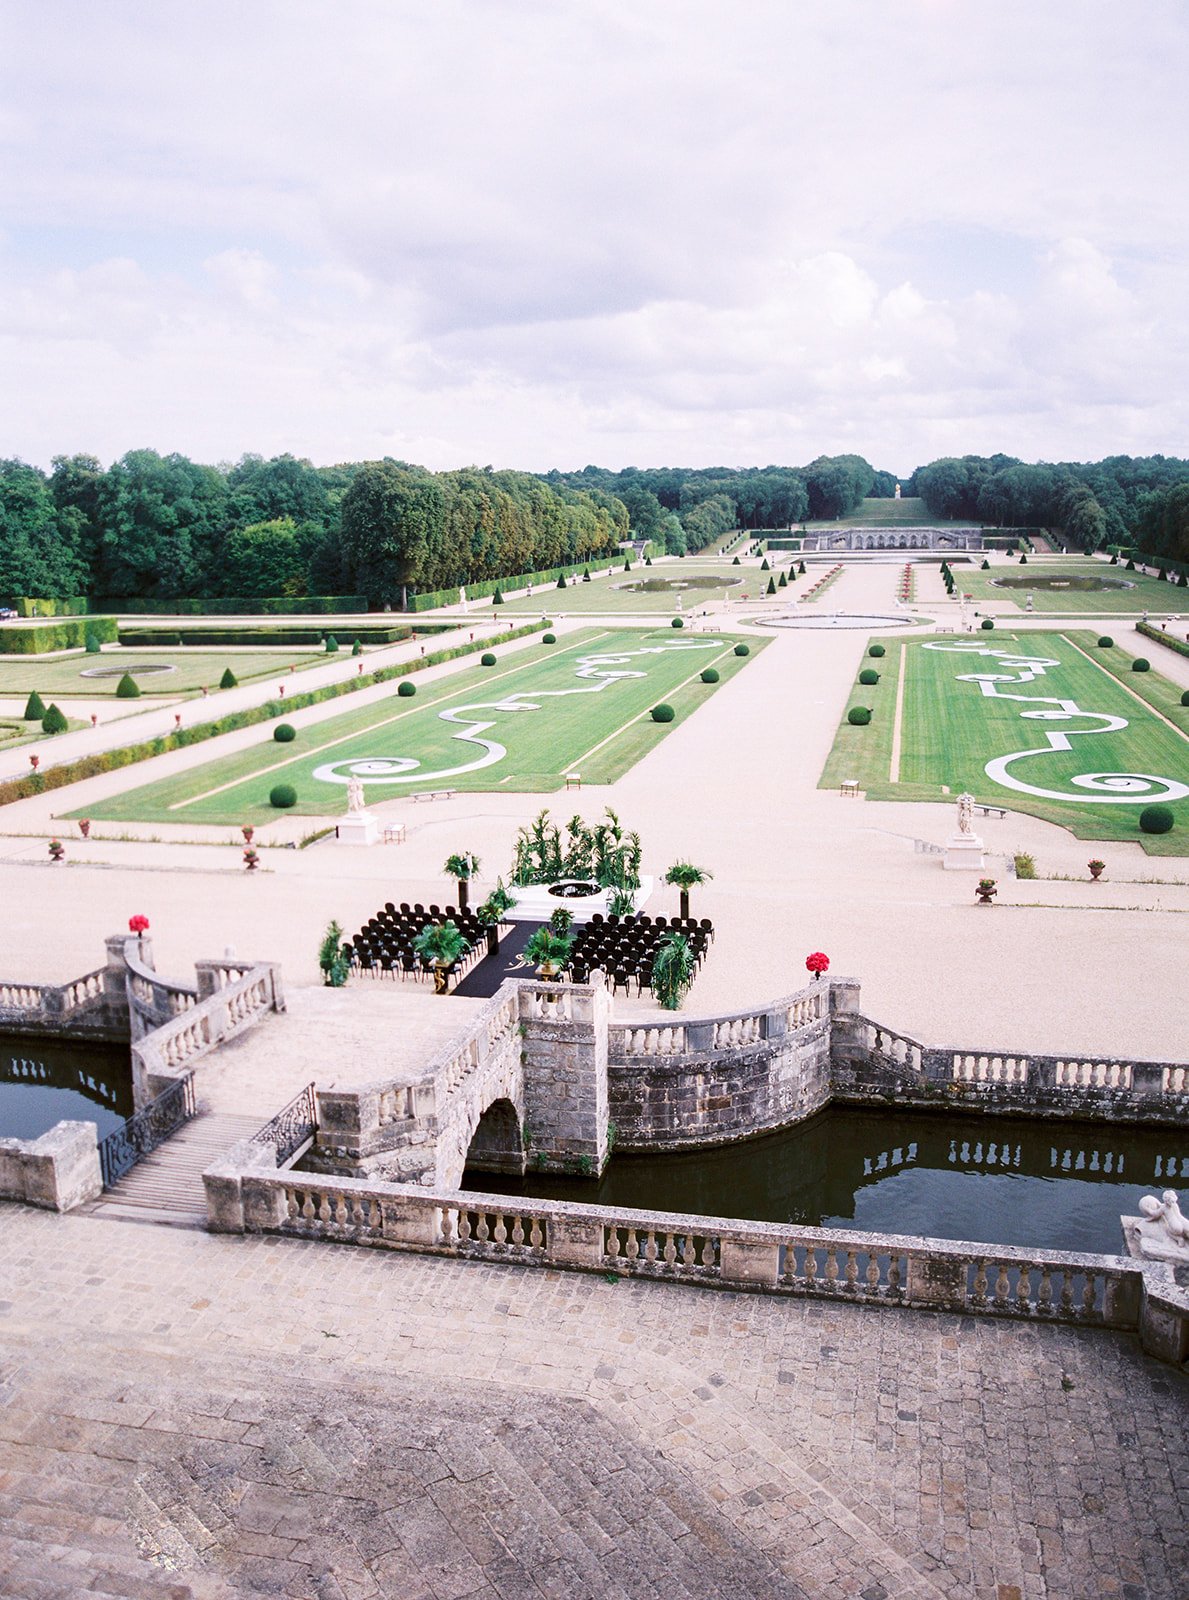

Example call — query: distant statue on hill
[894,482,902,500]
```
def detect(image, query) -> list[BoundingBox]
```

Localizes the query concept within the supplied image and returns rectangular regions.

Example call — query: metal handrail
[250,1082,317,1166]
[98,1072,196,1189]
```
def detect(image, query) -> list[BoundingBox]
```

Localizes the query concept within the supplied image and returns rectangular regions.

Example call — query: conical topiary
[557,573,567,589]
[352,638,362,655]
[732,556,741,565]
[41,703,68,734]
[492,588,504,604]
[624,560,631,571]
[325,633,339,652]
[115,672,141,698]
[798,560,806,574]
[220,667,237,689]
[23,690,46,721]
[766,576,776,594]
[84,630,102,654]
[761,558,770,571]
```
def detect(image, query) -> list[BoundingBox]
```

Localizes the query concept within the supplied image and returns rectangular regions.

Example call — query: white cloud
[0,0,1187,470]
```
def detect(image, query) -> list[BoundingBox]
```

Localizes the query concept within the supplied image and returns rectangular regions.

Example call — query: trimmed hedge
[118,623,413,648]
[3,597,90,618]
[858,669,880,685]
[269,784,297,808]
[100,595,367,616]
[671,617,684,629]
[406,563,609,612]
[734,643,750,656]
[700,667,720,683]
[41,703,68,734]
[650,704,675,722]
[1136,619,1189,661]
[848,706,872,726]
[1181,689,1189,707]
[273,723,297,742]
[868,644,885,658]
[0,616,118,655]
[397,680,417,697]
[325,634,339,652]
[1139,804,1174,834]
[542,633,556,644]
[220,668,238,689]
[980,618,995,630]
[115,673,141,698]
[84,631,102,654]
[0,620,548,811]
[481,652,497,666]
[1132,658,1150,672]
[1098,636,1113,648]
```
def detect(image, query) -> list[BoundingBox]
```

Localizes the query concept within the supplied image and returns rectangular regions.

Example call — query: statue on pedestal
[347,775,366,814]
[1123,1189,1189,1264]
[956,792,975,835]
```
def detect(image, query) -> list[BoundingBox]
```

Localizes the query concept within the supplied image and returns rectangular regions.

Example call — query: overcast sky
[2,0,1187,477]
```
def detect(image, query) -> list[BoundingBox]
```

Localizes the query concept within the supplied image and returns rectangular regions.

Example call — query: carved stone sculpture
[1122,1188,1189,1263]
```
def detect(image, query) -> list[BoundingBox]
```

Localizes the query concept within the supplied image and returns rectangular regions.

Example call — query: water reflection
[0,1037,133,1142]
[464,1107,1189,1257]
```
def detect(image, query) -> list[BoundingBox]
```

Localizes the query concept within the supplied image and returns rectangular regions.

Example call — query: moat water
[0,1035,133,1142]
[464,1106,1189,1257]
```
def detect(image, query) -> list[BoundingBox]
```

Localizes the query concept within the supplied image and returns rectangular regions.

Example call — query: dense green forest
[3,447,1189,605]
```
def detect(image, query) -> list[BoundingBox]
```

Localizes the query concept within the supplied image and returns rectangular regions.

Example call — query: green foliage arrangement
[1014,852,1037,879]
[397,680,416,696]
[1098,636,1113,648]
[23,690,45,721]
[512,806,641,891]
[868,643,885,658]
[220,667,238,689]
[325,634,339,652]
[980,619,995,630]
[1132,658,1151,672]
[606,886,636,917]
[650,703,675,722]
[1139,804,1174,834]
[41,703,68,734]
[273,723,297,742]
[269,783,297,808]
[700,667,719,683]
[542,633,556,644]
[413,920,468,966]
[549,906,574,935]
[481,652,497,666]
[651,933,695,1010]
[734,643,750,656]
[318,920,349,987]
[115,672,141,698]
[492,588,504,604]
[84,630,102,653]
[670,617,684,628]
[664,860,712,921]
[848,706,872,725]
[524,925,573,972]
[858,668,879,685]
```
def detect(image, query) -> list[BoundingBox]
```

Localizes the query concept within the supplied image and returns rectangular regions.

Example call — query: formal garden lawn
[947,555,1185,615]
[491,556,795,615]
[821,630,1189,853]
[0,647,330,699]
[73,627,764,825]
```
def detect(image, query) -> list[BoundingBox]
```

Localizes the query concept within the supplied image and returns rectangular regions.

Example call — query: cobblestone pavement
[0,1207,1185,1600]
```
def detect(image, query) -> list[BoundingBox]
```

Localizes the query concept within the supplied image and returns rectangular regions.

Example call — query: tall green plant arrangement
[664,860,712,920]
[651,934,695,1010]
[444,851,481,911]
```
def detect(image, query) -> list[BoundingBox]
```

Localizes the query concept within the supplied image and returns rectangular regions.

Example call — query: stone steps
[88,1113,261,1225]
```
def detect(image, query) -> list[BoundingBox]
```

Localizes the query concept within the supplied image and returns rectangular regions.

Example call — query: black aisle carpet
[451,920,545,998]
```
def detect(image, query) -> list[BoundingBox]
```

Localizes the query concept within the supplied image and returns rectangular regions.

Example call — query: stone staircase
[87,1112,262,1227]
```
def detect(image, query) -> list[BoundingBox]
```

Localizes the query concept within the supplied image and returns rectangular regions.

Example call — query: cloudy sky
[2,0,1187,476]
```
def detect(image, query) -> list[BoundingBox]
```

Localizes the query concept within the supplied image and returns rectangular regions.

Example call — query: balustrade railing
[609,980,829,1062]
[98,1072,196,1188]
[132,964,283,1094]
[0,967,111,1024]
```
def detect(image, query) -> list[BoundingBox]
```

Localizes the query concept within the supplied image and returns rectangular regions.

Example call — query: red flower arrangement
[128,914,150,933]
[805,951,830,976]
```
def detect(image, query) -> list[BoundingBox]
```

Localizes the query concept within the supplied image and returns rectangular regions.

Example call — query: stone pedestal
[943,832,985,871]
[336,811,380,846]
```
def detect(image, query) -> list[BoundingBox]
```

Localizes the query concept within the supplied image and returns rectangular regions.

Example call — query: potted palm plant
[664,860,713,921]
[444,852,481,912]
[413,920,469,994]
[651,933,695,1010]
[318,920,350,987]
[524,925,573,979]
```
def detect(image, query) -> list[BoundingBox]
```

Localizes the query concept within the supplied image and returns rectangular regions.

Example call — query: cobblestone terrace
[0,1206,1185,1600]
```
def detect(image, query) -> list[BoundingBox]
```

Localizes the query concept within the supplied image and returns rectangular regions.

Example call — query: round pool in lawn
[612,577,743,593]
[991,574,1135,592]
[80,663,177,677]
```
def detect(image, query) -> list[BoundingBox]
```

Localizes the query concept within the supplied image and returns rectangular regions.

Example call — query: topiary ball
[1132,658,1150,672]
[542,633,556,644]
[1181,689,1189,707]
[980,619,995,631]
[1139,804,1174,834]
[858,669,880,685]
[700,667,720,683]
[671,617,684,629]
[868,644,885,658]
[481,652,497,666]
[734,643,750,656]
[397,680,416,697]
[1097,636,1113,648]
[273,723,296,742]
[650,703,675,722]
[848,706,872,726]
[269,784,297,808]
[115,672,141,698]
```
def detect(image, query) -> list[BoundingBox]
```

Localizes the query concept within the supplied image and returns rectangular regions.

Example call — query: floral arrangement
[805,951,830,977]
[1088,860,1105,872]
[243,848,260,871]
[48,839,64,861]
[128,914,150,933]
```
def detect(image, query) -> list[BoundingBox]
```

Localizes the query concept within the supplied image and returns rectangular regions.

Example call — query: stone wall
[0,1119,102,1211]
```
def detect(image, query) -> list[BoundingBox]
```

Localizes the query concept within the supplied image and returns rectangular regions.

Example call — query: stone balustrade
[122,937,198,1041]
[131,962,284,1101]
[0,965,121,1038]
[202,1163,1189,1368]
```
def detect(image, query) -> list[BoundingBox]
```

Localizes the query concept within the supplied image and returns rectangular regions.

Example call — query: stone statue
[458,585,466,607]
[1124,1189,1189,1264]
[956,792,975,835]
[347,775,366,814]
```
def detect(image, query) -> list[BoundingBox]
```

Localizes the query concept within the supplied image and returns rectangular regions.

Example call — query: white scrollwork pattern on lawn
[921,643,1189,805]
[313,643,722,788]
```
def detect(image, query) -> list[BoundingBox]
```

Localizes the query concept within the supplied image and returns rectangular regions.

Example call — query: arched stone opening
[464,1097,526,1177]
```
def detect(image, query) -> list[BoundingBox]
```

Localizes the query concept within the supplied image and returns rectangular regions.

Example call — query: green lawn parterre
[821,629,1189,853]
[74,627,765,826]
[957,555,1185,615]
[490,557,800,615]
[0,647,331,699]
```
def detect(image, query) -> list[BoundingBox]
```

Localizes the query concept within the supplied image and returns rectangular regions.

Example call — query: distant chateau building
[802,525,983,553]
